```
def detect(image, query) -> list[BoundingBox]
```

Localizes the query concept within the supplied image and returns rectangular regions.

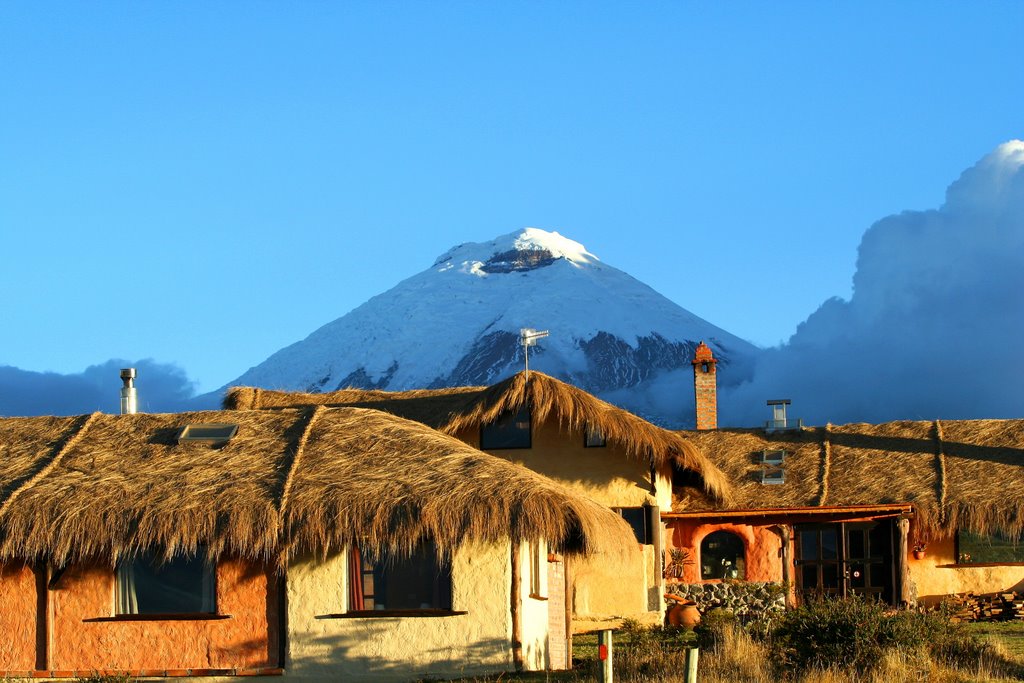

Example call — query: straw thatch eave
[676,418,1024,539]
[225,371,732,504]
[0,407,636,567]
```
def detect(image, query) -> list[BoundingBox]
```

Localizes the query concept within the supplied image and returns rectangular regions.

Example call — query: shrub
[771,596,890,674]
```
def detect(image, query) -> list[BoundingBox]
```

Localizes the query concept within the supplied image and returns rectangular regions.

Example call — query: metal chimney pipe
[120,368,137,415]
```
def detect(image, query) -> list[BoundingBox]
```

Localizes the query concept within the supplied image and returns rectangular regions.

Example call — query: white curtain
[116,561,139,615]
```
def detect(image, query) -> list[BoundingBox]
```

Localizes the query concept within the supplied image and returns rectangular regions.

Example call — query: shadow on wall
[293,620,512,681]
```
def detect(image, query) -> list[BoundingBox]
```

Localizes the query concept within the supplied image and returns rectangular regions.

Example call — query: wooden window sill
[939,562,1024,568]
[84,613,231,622]
[317,609,467,619]
[529,593,549,601]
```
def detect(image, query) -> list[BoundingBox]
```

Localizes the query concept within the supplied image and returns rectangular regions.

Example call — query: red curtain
[348,546,365,611]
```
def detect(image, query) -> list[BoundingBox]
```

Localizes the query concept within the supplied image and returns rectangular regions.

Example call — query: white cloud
[721,141,1024,426]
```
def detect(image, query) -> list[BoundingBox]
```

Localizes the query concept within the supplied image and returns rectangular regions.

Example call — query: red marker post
[598,629,613,682]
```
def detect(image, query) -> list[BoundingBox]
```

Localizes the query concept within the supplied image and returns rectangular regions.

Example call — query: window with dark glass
[613,506,655,545]
[116,551,216,615]
[700,531,746,580]
[348,541,453,612]
[584,424,606,448]
[957,530,1024,564]
[480,406,531,449]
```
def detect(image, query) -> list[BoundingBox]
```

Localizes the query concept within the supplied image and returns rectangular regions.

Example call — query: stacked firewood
[943,592,1024,622]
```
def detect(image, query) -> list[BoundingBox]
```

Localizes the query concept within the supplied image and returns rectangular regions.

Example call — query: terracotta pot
[667,601,701,629]
[913,550,926,560]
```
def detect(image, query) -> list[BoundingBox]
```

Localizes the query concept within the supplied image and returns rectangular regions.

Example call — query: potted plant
[912,542,927,560]
[664,548,694,579]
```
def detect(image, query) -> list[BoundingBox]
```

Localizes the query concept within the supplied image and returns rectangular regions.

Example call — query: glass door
[795,521,896,604]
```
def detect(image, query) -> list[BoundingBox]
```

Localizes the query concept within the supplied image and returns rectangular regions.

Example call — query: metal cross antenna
[520,328,549,376]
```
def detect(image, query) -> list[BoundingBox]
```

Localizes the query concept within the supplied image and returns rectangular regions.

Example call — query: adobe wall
[0,562,39,670]
[48,558,276,670]
[285,541,519,681]
[911,534,1024,605]
[668,521,784,584]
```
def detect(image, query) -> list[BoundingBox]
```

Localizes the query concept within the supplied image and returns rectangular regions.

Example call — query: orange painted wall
[49,558,277,670]
[0,562,40,670]
[668,522,783,584]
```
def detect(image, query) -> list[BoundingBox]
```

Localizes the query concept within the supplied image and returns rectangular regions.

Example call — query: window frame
[114,550,218,618]
[344,542,460,617]
[529,539,549,599]
[479,406,532,450]
[955,529,1024,565]
[699,530,747,581]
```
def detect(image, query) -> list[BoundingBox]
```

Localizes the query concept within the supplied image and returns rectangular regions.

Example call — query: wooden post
[598,629,613,683]
[564,555,573,668]
[685,647,699,683]
[35,563,48,671]
[511,544,524,672]
[770,524,795,608]
[897,516,916,606]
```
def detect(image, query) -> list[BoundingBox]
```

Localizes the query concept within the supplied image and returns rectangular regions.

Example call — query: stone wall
[666,581,786,620]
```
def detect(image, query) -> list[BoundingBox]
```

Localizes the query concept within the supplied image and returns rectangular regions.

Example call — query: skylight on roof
[177,423,238,446]
[760,449,786,484]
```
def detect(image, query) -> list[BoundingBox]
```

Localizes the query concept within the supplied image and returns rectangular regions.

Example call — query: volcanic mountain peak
[433,228,598,274]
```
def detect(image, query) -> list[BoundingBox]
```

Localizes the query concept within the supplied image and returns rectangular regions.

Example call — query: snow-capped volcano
[229,228,759,427]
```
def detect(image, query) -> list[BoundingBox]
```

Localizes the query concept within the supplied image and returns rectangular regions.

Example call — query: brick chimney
[691,341,717,430]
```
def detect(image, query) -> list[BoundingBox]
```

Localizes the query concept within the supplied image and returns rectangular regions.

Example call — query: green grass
[967,621,1024,659]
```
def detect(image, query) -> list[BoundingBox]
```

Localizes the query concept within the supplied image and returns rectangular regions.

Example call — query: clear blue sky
[2,2,1021,393]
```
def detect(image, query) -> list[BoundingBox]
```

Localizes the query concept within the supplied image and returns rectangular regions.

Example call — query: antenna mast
[520,328,549,376]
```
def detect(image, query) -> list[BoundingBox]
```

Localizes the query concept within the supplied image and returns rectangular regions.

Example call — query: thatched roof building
[675,419,1024,538]
[0,407,636,566]
[225,371,732,503]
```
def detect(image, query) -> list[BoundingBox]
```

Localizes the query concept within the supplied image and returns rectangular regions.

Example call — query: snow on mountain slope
[228,228,759,427]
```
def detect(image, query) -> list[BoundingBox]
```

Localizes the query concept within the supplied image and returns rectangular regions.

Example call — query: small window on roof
[760,449,786,484]
[584,424,606,448]
[480,407,531,449]
[177,423,238,446]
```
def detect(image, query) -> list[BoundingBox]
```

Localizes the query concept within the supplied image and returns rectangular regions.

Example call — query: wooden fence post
[685,646,699,683]
[598,629,613,682]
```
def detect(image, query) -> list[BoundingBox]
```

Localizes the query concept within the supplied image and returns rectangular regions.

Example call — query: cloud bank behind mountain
[721,141,1024,426]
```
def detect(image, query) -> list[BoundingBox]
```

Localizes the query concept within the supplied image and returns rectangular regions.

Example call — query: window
[760,449,786,484]
[700,531,746,580]
[348,541,453,612]
[957,530,1024,564]
[116,551,216,615]
[583,424,606,448]
[177,423,238,446]
[529,539,548,598]
[480,406,531,449]
[613,506,656,545]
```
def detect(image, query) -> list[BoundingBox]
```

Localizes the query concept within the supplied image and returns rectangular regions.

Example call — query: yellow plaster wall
[456,420,669,620]
[911,535,1024,605]
[455,422,666,509]
[518,543,551,671]
[285,542,516,681]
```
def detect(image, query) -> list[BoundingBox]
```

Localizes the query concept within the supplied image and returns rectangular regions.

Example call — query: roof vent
[765,399,802,433]
[760,449,786,484]
[120,368,137,415]
[177,423,239,446]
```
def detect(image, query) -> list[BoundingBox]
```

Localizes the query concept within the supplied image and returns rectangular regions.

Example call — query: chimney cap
[692,341,717,365]
[766,399,791,406]
[120,368,136,380]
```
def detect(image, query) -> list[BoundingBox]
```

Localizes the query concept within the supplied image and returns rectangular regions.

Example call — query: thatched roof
[225,371,731,503]
[675,419,1024,538]
[0,408,637,566]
